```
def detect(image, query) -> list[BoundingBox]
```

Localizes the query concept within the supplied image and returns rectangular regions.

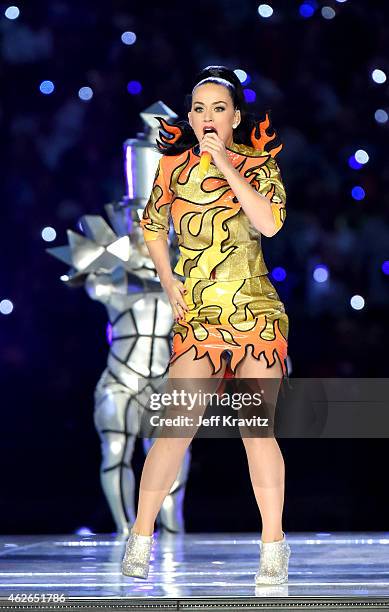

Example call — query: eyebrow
[193,100,227,105]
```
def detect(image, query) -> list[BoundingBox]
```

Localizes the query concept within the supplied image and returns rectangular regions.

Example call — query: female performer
[122,65,291,585]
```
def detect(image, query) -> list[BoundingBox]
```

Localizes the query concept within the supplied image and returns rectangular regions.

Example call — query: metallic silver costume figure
[47,102,191,535]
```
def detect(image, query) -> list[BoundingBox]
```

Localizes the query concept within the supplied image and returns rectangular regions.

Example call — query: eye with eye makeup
[194,106,225,112]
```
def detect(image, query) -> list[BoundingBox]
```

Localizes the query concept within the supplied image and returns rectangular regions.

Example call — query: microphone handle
[198,151,211,179]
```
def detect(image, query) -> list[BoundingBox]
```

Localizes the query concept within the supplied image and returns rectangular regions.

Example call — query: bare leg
[235,348,285,543]
[133,347,227,535]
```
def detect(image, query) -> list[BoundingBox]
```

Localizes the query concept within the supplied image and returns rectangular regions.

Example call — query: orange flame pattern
[250,112,283,158]
[169,315,288,377]
[155,116,183,151]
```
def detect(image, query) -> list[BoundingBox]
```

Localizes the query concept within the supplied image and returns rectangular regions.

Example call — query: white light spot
[350,294,365,310]
[121,31,136,45]
[5,5,19,19]
[0,299,14,315]
[354,149,369,164]
[257,4,273,18]
[41,226,57,242]
[110,441,122,455]
[372,69,386,84]
[234,69,248,83]
[78,86,93,101]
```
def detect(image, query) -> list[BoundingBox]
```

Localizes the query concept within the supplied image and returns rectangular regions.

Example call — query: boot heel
[255,531,291,585]
[121,530,154,579]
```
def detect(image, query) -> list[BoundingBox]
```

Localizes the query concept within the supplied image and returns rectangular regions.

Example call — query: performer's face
[188,83,240,148]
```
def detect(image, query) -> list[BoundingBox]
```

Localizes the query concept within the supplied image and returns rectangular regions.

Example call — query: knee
[155,436,193,454]
[241,435,275,451]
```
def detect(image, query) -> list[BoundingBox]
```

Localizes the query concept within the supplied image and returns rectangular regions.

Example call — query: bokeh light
[313,265,329,283]
[39,80,55,95]
[41,226,57,242]
[321,6,336,19]
[234,69,248,84]
[272,267,287,282]
[121,31,136,45]
[351,186,365,200]
[4,5,20,19]
[0,299,14,315]
[350,295,365,310]
[78,86,93,101]
[127,80,142,95]
[300,3,315,18]
[348,155,363,170]
[381,261,389,275]
[257,4,273,18]
[243,88,256,103]
[354,149,369,164]
[371,69,386,84]
[374,109,388,124]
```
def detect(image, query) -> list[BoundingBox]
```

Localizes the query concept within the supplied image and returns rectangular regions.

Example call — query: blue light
[272,267,287,282]
[78,86,93,101]
[0,299,14,315]
[300,3,315,18]
[348,155,362,170]
[351,186,365,200]
[243,88,256,103]
[5,5,20,19]
[106,322,113,345]
[382,261,389,275]
[39,80,55,95]
[121,31,136,45]
[375,109,388,124]
[75,527,95,536]
[127,80,142,95]
[313,265,329,283]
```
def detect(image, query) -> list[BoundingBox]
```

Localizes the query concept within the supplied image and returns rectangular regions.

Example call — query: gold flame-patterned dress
[140,118,289,378]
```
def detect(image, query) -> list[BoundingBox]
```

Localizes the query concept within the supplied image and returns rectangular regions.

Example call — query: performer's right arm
[140,157,189,322]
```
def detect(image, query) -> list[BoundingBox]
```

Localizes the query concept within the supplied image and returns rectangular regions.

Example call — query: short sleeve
[253,156,286,234]
[139,157,172,242]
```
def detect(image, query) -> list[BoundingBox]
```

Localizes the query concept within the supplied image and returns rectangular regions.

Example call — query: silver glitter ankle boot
[121,530,154,579]
[255,531,291,585]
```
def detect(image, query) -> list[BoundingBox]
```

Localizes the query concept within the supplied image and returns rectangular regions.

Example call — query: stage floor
[0,532,388,610]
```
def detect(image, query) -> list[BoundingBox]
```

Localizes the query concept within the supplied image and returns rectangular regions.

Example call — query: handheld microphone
[198,126,217,179]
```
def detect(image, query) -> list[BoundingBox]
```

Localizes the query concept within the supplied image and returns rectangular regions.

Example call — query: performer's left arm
[200,133,286,237]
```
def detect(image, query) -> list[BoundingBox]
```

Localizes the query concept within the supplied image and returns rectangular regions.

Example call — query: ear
[234,109,241,126]
[188,111,192,128]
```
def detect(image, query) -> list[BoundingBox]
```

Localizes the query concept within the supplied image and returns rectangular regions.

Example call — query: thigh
[235,346,284,380]
[168,345,228,380]
[235,347,284,439]
[160,346,228,439]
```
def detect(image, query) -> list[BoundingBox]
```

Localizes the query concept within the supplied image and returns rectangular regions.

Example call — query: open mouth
[203,126,217,135]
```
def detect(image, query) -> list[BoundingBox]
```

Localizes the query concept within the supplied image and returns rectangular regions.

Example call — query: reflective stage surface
[0,532,388,610]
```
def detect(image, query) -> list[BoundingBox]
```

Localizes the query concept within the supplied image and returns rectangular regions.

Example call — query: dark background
[1,0,388,534]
